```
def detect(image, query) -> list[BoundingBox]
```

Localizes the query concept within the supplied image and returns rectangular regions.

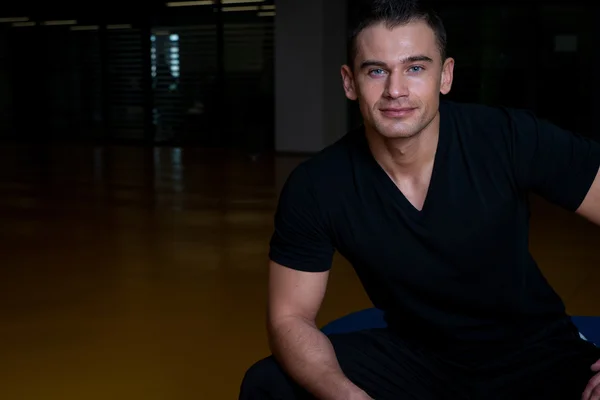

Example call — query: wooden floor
[0,144,598,399]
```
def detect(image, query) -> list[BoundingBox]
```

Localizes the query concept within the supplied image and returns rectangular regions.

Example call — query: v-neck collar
[358,101,452,219]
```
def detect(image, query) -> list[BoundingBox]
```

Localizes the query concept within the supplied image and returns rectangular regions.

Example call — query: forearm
[268,316,371,400]
[576,166,600,226]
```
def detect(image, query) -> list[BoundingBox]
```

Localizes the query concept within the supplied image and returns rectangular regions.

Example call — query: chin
[375,123,420,139]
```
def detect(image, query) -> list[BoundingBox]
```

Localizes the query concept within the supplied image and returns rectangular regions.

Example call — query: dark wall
[347,2,598,140]
[0,2,275,151]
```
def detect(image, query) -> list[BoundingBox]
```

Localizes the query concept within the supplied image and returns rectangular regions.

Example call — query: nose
[385,70,408,99]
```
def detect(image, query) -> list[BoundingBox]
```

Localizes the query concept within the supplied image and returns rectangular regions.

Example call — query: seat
[321,308,600,346]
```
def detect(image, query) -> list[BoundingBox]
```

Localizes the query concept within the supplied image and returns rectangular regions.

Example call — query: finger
[592,360,600,372]
[590,383,600,400]
[582,373,600,400]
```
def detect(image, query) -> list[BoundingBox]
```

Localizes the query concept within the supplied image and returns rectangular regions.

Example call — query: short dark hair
[347,0,447,67]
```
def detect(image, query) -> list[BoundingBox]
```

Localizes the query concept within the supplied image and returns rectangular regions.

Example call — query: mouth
[379,107,416,118]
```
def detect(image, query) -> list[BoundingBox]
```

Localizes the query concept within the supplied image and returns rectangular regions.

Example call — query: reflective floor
[1,144,599,399]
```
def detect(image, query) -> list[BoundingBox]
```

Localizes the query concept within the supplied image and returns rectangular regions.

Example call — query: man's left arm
[577,167,600,227]
[506,111,600,400]
[507,108,600,216]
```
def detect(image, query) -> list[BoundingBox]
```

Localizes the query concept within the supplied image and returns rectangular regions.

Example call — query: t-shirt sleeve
[269,164,335,272]
[507,108,600,211]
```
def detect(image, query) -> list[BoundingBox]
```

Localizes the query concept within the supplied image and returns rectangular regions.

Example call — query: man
[239,0,600,399]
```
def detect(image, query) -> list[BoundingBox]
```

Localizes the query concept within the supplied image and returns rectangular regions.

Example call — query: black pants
[239,319,600,399]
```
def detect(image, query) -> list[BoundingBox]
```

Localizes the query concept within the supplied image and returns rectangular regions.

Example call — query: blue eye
[369,68,386,76]
[409,66,424,73]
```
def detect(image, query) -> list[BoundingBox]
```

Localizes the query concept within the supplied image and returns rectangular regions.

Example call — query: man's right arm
[267,260,372,400]
[267,164,370,398]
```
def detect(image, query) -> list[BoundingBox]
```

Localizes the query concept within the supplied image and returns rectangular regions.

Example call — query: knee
[241,356,277,387]
[240,356,313,399]
[239,356,286,399]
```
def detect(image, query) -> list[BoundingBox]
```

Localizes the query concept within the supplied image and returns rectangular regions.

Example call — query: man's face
[342,20,454,139]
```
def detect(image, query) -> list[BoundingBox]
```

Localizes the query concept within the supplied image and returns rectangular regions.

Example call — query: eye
[368,68,386,77]
[408,66,424,73]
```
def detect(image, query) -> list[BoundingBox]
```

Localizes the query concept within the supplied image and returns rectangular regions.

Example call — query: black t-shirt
[269,100,600,360]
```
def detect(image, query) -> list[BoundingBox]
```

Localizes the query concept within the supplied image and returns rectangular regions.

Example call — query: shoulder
[269,131,361,272]
[440,99,545,153]
[282,129,362,194]
[441,99,536,130]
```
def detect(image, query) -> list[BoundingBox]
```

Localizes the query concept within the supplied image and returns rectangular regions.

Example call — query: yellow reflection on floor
[0,145,598,399]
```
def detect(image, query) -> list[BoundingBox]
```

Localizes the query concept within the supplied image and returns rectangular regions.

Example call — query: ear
[440,57,454,95]
[341,65,358,101]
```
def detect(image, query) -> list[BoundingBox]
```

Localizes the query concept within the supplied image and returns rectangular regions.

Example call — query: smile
[380,108,416,118]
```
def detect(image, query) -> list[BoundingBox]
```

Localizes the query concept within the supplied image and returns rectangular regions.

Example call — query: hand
[348,393,374,400]
[346,388,374,400]
[582,359,600,400]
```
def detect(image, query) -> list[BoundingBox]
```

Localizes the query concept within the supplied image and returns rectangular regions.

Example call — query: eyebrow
[359,55,433,69]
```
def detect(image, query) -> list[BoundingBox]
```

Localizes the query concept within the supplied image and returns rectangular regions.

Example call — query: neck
[365,112,440,179]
